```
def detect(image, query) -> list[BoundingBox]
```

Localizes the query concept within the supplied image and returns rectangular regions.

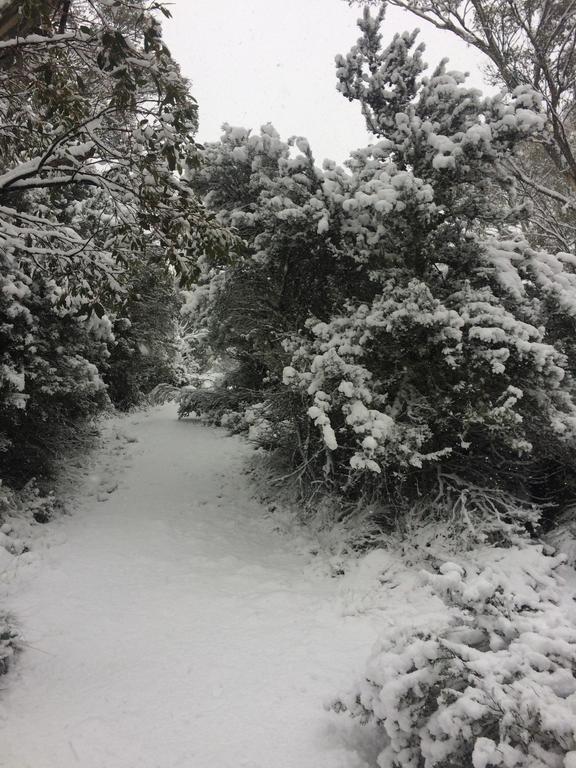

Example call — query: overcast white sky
[162,0,490,164]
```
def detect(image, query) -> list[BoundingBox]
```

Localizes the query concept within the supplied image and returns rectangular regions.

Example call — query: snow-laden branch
[0,30,92,51]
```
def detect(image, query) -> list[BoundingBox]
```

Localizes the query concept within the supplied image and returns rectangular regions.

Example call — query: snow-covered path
[0,406,384,768]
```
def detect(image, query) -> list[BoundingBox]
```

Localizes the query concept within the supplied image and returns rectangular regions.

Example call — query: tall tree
[351,0,576,251]
[0,0,231,277]
[0,0,232,479]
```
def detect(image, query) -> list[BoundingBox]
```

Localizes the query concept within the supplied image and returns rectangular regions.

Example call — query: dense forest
[1,1,576,766]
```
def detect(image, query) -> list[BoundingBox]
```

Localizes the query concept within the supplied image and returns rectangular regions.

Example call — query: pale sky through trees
[162,0,490,164]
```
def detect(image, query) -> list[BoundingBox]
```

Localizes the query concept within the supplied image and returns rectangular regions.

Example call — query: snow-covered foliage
[285,11,576,497]
[0,1,231,274]
[332,542,576,768]
[190,8,576,525]
[0,0,228,478]
[190,121,343,377]
[180,34,576,767]
[380,0,576,255]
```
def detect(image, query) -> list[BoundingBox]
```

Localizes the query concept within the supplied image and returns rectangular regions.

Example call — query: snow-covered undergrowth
[331,536,576,768]
[248,457,378,561]
[238,439,575,767]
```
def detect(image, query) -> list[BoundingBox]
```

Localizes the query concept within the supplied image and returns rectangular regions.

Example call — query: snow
[0,405,390,768]
[338,380,355,397]
[282,365,297,384]
[308,399,339,450]
[335,540,576,767]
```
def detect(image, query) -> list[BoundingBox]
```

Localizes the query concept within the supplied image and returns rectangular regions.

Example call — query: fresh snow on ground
[0,405,398,768]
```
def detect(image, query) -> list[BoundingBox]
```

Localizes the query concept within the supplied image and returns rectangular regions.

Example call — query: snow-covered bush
[284,271,576,507]
[0,478,58,555]
[0,265,111,480]
[194,11,576,528]
[190,7,576,527]
[279,9,576,518]
[332,543,576,768]
[189,122,344,389]
[375,0,576,257]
